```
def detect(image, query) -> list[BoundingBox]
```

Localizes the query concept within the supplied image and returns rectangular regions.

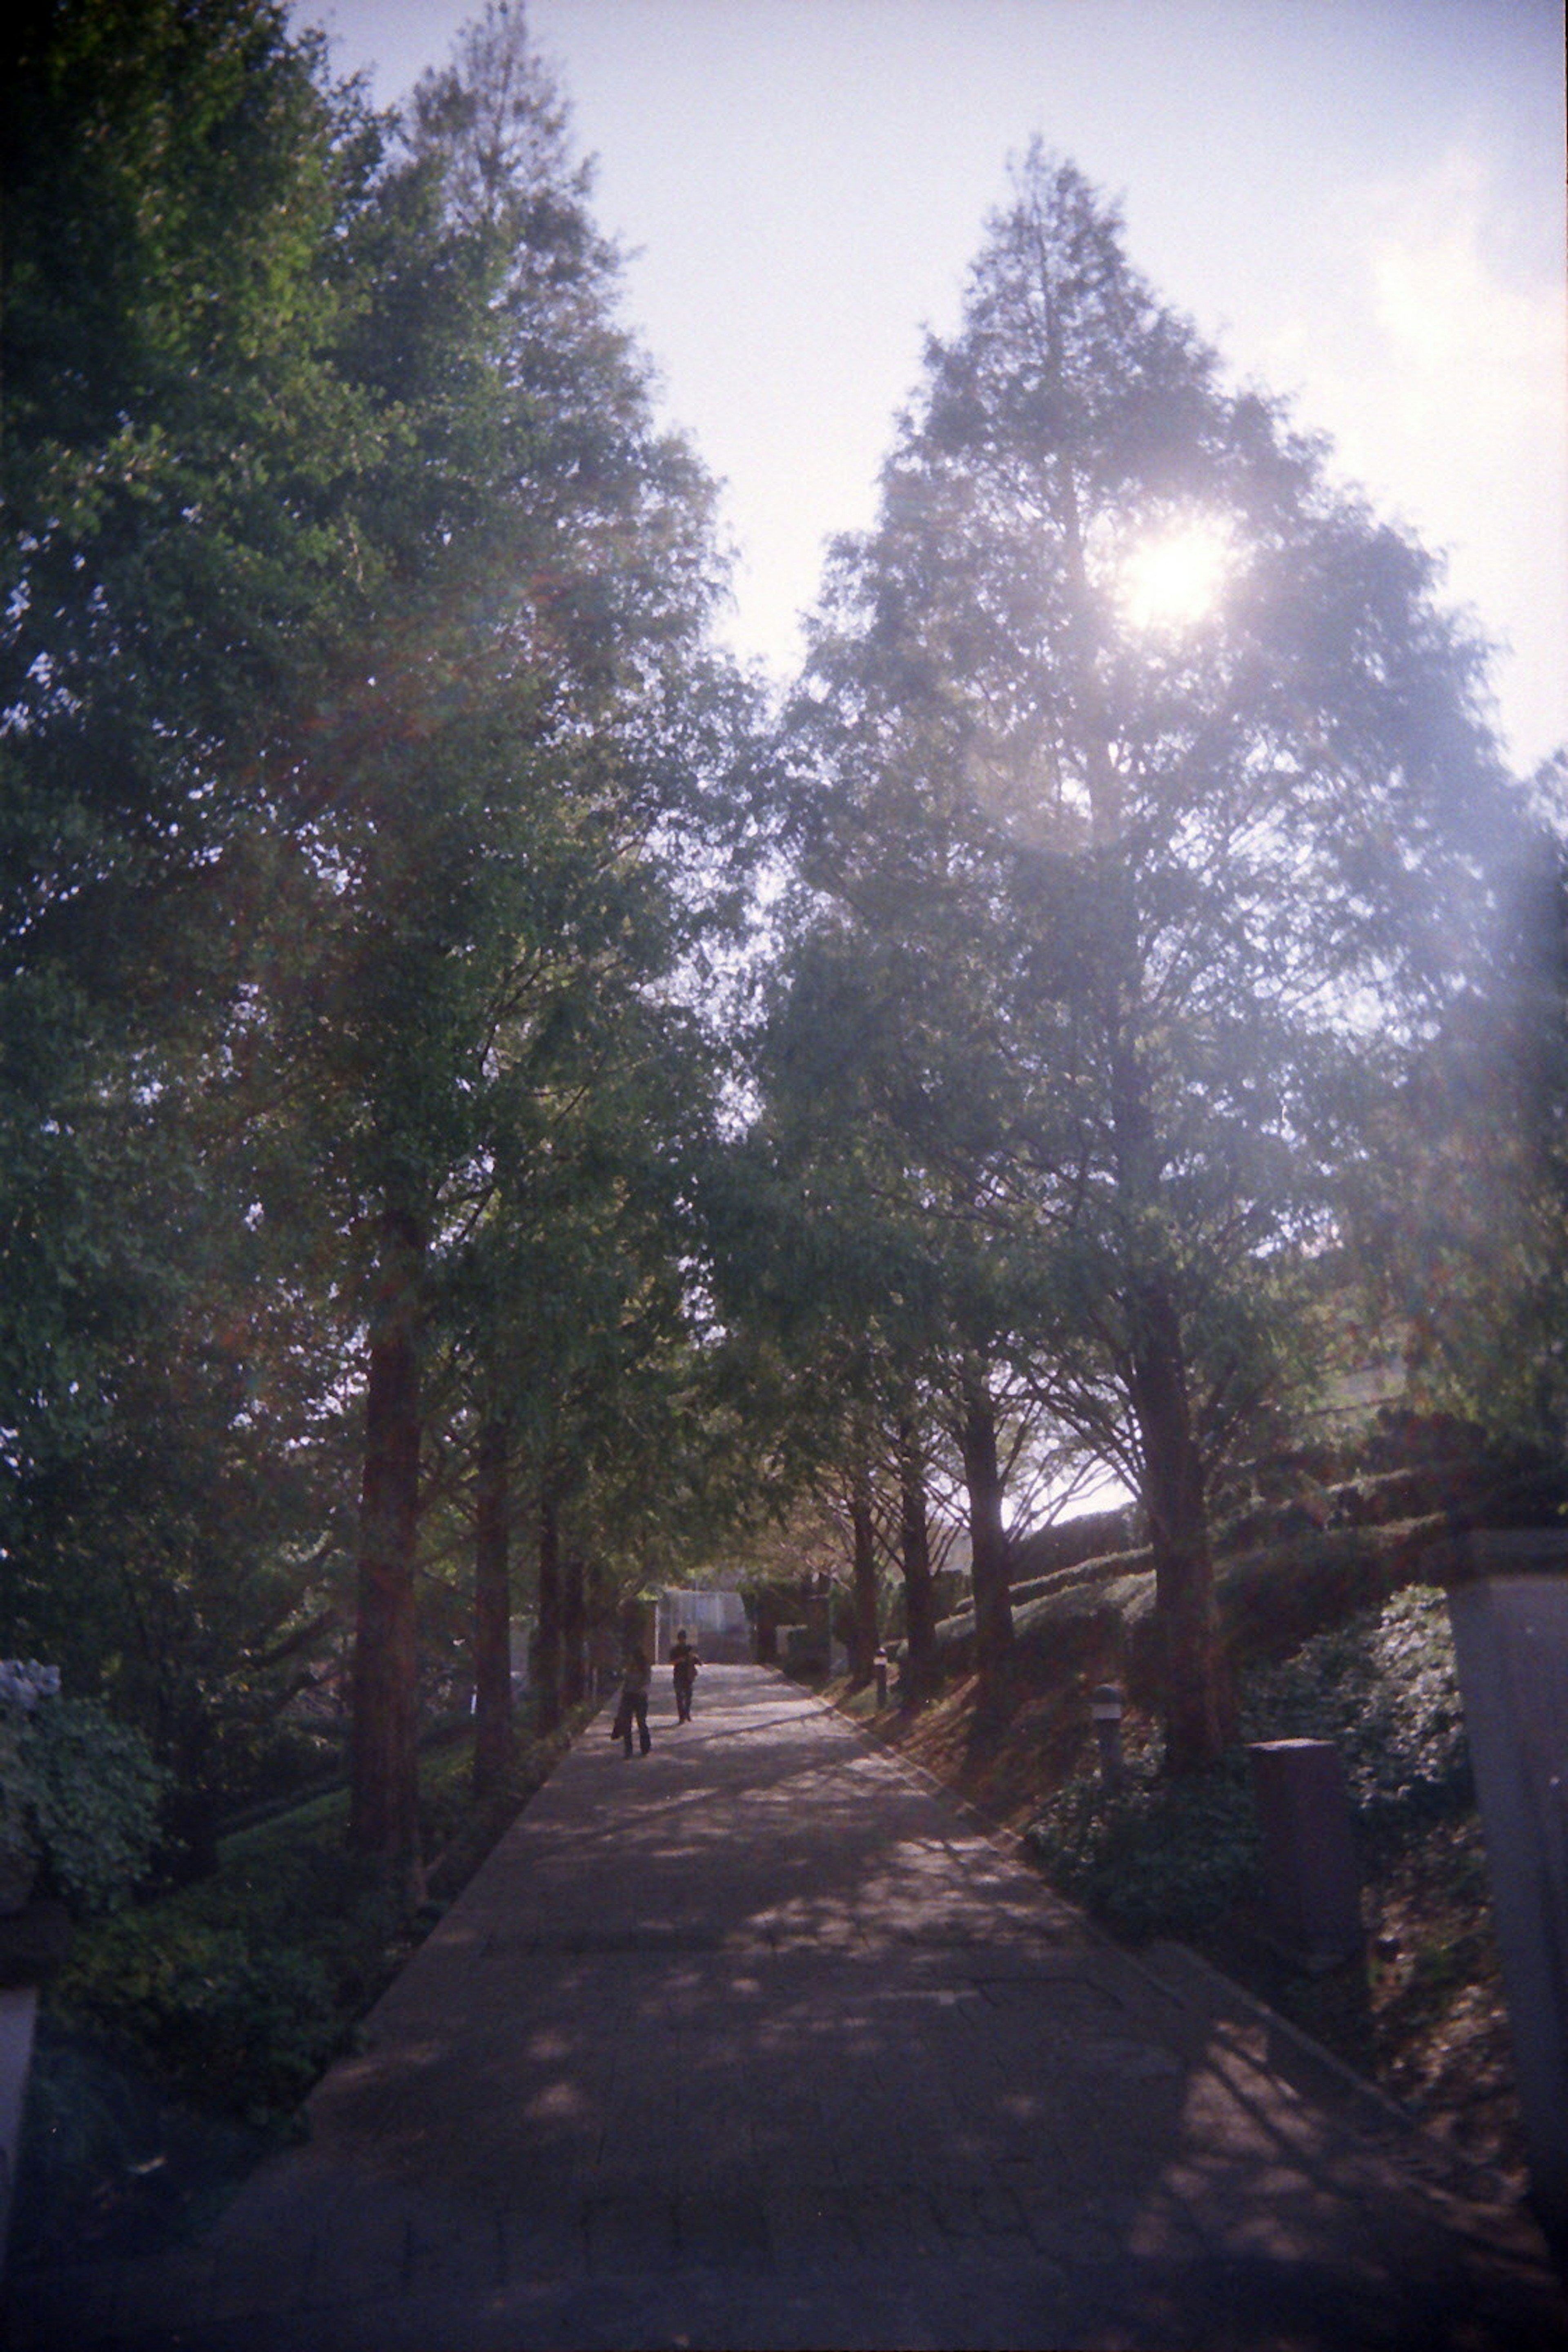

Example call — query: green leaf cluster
[10,1696,165,1914]
[1025,1586,1472,1941]
[1240,1587,1472,1835]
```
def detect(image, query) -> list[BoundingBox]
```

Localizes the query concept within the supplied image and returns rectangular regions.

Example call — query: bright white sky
[305,0,1567,777]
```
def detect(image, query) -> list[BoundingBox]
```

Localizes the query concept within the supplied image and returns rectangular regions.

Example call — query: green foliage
[1026,1750,1260,1942]
[0,1675,164,1915]
[50,1916,342,2123]
[48,1800,400,2123]
[1239,1586,1472,1836]
[43,1706,569,2125]
[0,0,400,1818]
[1025,1586,1472,1940]
[16,1697,165,1915]
[0,0,393,1508]
[1215,1517,1449,1670]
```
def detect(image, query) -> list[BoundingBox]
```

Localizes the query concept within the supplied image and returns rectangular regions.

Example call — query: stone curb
[807,1666,1535,2224]
[1144,1937,1529,2214]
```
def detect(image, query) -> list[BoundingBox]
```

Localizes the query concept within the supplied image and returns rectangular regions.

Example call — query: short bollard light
[1091,1683,1125,1788]
[874,1648,889,1706]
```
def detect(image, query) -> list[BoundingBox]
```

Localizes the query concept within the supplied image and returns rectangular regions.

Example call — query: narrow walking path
[9,1666,1566,2350]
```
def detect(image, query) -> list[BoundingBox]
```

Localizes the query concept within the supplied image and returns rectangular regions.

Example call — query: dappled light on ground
[13,1666,1564,2350]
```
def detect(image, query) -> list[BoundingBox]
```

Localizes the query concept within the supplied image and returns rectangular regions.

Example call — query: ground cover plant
[1023,1587,1472,1937]
[12,1702,585,2263]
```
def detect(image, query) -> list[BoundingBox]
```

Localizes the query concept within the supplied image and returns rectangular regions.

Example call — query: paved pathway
[9,1665,1567,2350]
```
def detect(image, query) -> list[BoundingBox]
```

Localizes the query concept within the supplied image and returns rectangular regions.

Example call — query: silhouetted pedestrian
[671,1628,699,1722]
[619,1644,651,1755]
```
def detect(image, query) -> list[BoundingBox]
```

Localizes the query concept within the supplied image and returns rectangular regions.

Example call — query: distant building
[1314,1354,1409,1423]
[655,1587,751,1663]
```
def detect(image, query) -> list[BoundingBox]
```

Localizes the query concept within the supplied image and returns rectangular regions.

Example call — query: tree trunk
[349,1205,425,1874]
[754,1588,779,1664]
[472,1412,513,1796]
[164,1701,220,1882]
[562,1550,587,1706]
[848,1469,879,1686]
[534,1485,563,1734]
[1128,1278,1233,1773]
[1107,983,1233,1775]
[959,1371,1013,1690]
[898,1418,939,1702]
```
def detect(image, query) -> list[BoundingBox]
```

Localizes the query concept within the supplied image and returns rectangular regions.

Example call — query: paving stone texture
[8,1664,1567,2350]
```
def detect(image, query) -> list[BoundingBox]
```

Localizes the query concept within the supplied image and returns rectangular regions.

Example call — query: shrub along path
[8,1665,1565,2351]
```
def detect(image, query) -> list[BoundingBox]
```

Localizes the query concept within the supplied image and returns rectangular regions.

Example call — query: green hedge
[1026,1751,1260,1941]
[1024,1586,1472,1943]
[48,1834,400,2124]
[43,1701,584,2127]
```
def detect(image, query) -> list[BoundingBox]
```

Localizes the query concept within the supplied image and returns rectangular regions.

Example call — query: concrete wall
[655,1588,749,1663]
[1446,1541,1568,2257]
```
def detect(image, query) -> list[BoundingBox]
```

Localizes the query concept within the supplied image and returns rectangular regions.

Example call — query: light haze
[305,0,1567,776]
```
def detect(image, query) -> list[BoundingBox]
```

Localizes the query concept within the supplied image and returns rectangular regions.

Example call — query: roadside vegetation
[5,0,1564,2290]
[834,1568,1525,2188]
[12,1700,585,2265]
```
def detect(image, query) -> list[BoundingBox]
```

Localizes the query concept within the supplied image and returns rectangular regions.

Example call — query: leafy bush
[50,1914,341,2121]
[1239,1586,1471,1837]
[1215,1520,1446,1670]
[212,1719,348,1826]
[44,1702,577,2126]
[1025,1749,1260,1941]
[0,1667,164,1914]
[1025,1587,1472,1942]
[19,1697,166,1913]
[48,1826,403,2123]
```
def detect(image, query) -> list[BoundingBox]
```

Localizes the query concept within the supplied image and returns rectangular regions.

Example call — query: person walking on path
[619,1643,652,1756]
[670,1628,699,1722]
[15,1664,1567,2352]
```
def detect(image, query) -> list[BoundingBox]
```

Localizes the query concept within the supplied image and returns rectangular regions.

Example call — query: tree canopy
[766,149,1533,1764]
[2,20,1558,1856]
[2,0,764,1866]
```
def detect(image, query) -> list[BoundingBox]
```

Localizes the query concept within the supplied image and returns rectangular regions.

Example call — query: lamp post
[1091,1683,1125,1789]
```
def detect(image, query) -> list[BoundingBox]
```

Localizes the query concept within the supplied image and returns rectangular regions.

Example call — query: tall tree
[470,1407,515,1791]
[731,910,1085,1705]
[4,0,753,1858]
[895,1414,942,1701]
[256,4,754,1860]
[784,149,1522,1768]
[0,0,399,1823]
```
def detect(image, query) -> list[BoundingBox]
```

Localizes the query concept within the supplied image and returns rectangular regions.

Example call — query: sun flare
[1119,519,1232,635]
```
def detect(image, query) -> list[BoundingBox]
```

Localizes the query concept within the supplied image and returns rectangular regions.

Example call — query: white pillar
[0,1985,38,2277]
[1446,1537,1568,2257]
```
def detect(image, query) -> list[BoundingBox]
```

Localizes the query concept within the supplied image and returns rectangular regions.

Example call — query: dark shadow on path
[7,1666,1565,2350]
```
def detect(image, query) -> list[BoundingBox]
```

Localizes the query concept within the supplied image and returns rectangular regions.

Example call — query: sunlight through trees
[2,10,1561,1875]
